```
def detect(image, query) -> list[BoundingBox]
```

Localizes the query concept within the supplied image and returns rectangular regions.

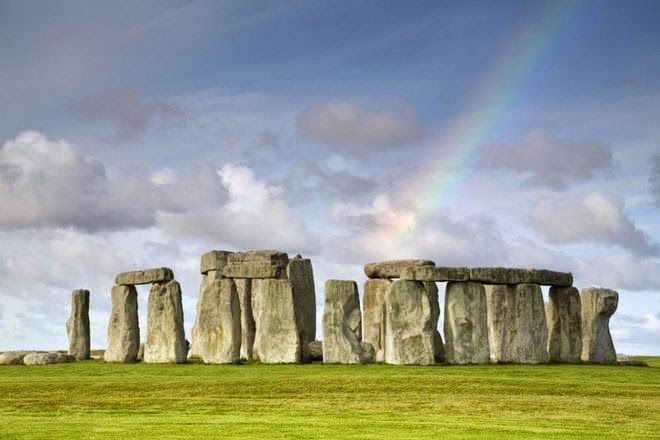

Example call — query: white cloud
[480,130,616,189]
[575,253,660,291]
[531,192,658,256]
[296,101,423,149]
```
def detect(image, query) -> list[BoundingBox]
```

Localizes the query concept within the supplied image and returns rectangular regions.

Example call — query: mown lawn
[0,357,659,439]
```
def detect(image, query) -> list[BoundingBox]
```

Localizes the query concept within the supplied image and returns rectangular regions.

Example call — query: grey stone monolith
[104,284,139,363]
[287,256,316,348]
[384,280,435,365]
[235,278,255,360]
[196,278,241,364]
[23,352,76,365]
[425,281,445,362]
[322,280,373,364]
[189,270,222,359]
[144,280,187,363]
[401,266,470,282]
[224,250,289,279]
[581,287,618,364]
[66,289,90,360]
[253,279,301,363]
[547,286,582,363]
[308,340,323,361]
[115,267,173,285]
[486,283,549,364]
[470,267,572,287]
[444,281,490,364]
[200,250,233,274]
[363,279,390,362]
[364,259,436,279]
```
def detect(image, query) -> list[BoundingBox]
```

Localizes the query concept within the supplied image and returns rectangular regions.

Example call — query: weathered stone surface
[253,279,301,363]
[288,257,317,346]
[0,351,29,365]
[115,267,174,285]
[401,266,470,282]
[223,262,286,279]
[196,278,242,364]
[486,284,549,364]
[363,279,390,362]
[470,267,572,287]
[308,340,323,361]
[322,280,373,364]
[228,250,289,266]
[384,280,435,365]
[66,289,90,360]
[188,270,222,359]
[581,287,618,364]
[364,259,435,279]
[235,278,255,360]
[444,282,490,364]
[137,343,144,361]
[547,286,582,363]
[144,280,187,363]
[23,352,76,365]
[425,282,445,362]
[104,284,140,363]
[200,250,233,274]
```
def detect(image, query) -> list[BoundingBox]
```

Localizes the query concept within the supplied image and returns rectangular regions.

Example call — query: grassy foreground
[0,357,659,439]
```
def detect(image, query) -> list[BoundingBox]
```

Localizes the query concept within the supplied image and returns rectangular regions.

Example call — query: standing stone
[581,287,618,364]
[287,256,317,347]
[363,279,390,362]
[486,284,549,364]
[189,270,222,359]
[444,282,490,364]
[235,278,255,360]
[144,280,187,363]
[322,280,373,364]
[384,280,435,365]
[547,286,582,363]
[253,279,301,363]
[425,282,446,362]
[196,278,242,364]
[66,289,90,360]
[104,285,139,363]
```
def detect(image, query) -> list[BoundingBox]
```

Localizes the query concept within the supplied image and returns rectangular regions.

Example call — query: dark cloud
[296,101,423,150]
[480,130,617,189]
[651,154,660,207]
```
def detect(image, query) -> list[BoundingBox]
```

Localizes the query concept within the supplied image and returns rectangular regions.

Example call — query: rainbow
[376,0,590,246]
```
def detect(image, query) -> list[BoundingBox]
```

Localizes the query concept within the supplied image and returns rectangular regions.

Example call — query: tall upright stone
[322,280,373,364]
[104,284,139,363]
[189,270,222,359]
[287,256,317,349]
[235,278,255,360]
[425,281,445,362]
[363,279,390,362]
[486,283,549,364]
[66,289,90,360]
[547,286,582,363]
[384,280,435,365]
[444,281,490,364]
[196,278,241,364]
[581,287,618,364]
[144,280,187,363]
[253,279,301,363]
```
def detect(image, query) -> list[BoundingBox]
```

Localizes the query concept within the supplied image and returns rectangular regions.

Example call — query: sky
[1,0,659,354]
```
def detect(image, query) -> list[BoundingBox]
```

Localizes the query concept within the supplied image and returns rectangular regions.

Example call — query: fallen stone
[137,343,144,361]
[0,351,29,365]
[144,280,188,364]
[363,279,390,362]
[616,360,649,367]
[235,278,255,360]
[425,282,445,362]
[581,287,618,364]
[486,283,549,364]
[104,284,140,363]
[66,289,90,360]
[401,266,470,282]
[253,279,301,363]
[223,262,286,279]
[469,267,572,287]
[444,281,490,364]
[287,257,317,351]
[547,286,582,363]
[115,268,174,285]
[308,340,323,361]
[364,259,435,279]
[196,278,242,364]
[322,280,373,364]
[200,250,233,274]
[23,352,76,365]
[189,270,222,359]
[384,280,435,365]
[228,250,289,266]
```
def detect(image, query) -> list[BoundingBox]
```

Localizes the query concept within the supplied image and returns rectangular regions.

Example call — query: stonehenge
[66,289,90,360]
[362,279,390,362]
[144,279,188,363]
[104,284,140,363]
[444,282,490,364]
[581,287,618,364]
[547,287,582,363]
[195,278,241,364]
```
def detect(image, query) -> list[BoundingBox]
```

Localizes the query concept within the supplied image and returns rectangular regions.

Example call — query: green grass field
[1,357,659,439]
